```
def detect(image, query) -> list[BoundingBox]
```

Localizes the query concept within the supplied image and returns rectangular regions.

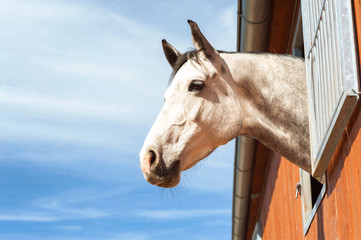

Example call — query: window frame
[301,0,359,180]
[292,8,327,236]
[299,169,326,235]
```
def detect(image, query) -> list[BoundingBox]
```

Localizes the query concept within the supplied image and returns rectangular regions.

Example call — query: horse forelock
[168,50,201,86]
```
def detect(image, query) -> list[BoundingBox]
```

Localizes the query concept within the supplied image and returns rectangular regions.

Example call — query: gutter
[232,0,271,239]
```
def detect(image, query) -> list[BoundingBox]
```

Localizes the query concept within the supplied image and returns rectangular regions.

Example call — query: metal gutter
[232,0,271,239]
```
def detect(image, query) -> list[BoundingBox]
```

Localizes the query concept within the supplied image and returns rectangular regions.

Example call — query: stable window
[301,0,359,180]
[299,169,326,235]
[292,9,327,235]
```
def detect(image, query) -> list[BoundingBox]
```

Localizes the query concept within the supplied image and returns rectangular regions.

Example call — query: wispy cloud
[0,205,111,222]
[0,0,167,155]
[0,89,123,121]
[0,187,117,223]
[0,232,149,240]
[0,214,59,222]
[134,208,230,220]
[0,1,236,239]
[0,0,237,161]
[41,201,111,219]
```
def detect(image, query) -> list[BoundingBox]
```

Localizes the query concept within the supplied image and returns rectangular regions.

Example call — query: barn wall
[257,0,361,237]
[258,97,361,239]
[241,0,361,237]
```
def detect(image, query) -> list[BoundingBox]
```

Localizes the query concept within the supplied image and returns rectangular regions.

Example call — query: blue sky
[0,1,237,239]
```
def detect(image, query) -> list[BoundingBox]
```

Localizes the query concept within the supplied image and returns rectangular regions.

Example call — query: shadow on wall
[258,152,281,236]
[327,101,361,197]
[316,203,326,240]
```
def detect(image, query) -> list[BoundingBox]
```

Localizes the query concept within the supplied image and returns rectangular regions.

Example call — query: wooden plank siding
[259,102,361,240]
[245,0,361,239]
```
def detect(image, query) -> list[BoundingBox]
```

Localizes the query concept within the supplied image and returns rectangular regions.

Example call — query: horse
[139,20,310,188]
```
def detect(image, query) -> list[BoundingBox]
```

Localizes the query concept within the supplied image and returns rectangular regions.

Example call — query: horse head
[139,20,243,188]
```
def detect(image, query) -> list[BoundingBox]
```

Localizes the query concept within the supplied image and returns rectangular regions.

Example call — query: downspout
[232,0,271,240]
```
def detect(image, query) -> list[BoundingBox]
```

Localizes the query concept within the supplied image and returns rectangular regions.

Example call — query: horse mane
[168,50,304,86]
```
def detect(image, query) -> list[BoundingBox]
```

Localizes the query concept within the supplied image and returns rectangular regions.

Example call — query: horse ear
[162,39,181,68]
[188,20,217,58]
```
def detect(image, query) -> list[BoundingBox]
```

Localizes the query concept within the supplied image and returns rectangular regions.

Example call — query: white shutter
[301,0,359,179]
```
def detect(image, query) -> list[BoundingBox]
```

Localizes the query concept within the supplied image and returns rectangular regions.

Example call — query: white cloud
[0,214,59,222]
[33,187,125,205]
[0,89,123,121]
[0,2,240,240]
[134,208,230,220]
[0,0,236,194]
[0,204,111,222]
[0,232,149,240]
[0,0,166,100]
[0,0,236,157]
[0,187,120,223]
[0,0,169,154]
[42,201,111,219]
[51,62,137,82]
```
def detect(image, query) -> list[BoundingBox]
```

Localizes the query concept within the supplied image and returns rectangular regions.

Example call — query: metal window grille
[301,0,359,179]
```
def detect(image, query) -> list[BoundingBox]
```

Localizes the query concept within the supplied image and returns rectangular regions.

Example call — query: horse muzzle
[140,149,181,188]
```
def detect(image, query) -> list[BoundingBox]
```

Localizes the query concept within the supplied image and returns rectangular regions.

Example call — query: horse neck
[221,52,311,173]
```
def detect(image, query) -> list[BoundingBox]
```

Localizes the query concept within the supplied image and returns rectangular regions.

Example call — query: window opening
[310,176,323,206]
[299,169,326,235]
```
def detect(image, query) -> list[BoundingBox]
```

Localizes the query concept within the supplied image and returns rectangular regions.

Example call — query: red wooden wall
[259,102,361,239]
[253,0,361,238]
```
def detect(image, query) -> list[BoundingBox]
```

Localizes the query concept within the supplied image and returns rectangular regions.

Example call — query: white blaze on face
[140,56,242,180]
[140,20,245,188]
[140,60,213,173]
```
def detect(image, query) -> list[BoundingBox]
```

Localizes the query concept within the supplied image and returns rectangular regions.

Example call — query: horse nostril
[148,149,167,177]
[149,150,156,166]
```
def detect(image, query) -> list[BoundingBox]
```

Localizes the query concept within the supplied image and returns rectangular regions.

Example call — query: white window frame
[302,0,359,180]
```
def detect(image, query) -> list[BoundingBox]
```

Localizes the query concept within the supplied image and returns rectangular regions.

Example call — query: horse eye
[188,80,205,91]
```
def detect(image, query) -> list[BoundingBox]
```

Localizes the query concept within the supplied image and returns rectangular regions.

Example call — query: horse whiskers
[159,184,186,202]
